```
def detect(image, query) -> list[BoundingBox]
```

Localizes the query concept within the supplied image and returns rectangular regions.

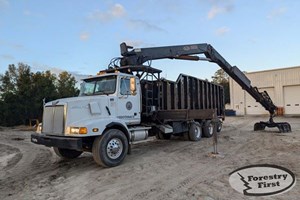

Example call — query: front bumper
[31,133,83,151]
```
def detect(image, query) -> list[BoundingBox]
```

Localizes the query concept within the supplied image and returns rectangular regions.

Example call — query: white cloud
[267,7,287,19]
[207,0,234,20]
[31,64,64,75]
[215,27,230,36]
[88,3,126,22]
[110,3,126,17]
[80,32,90,41]
[208,5,233,19]
[208,6,221,19]
[31,63,88,86]
[87,3,166,33]
[127,19,166,32]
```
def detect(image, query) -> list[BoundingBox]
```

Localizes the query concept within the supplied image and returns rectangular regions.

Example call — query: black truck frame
[116,42,291,133]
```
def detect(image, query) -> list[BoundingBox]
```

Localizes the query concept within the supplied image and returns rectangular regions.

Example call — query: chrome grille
[42,105,65,135]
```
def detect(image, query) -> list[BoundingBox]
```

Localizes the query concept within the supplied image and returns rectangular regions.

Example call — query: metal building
[229,66,300,115]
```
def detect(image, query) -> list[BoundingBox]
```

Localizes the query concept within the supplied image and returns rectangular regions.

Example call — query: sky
[1,0,300,82]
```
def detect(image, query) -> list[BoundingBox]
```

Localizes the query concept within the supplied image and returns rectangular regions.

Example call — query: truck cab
[41,73,141,137]
[32,72,145,167]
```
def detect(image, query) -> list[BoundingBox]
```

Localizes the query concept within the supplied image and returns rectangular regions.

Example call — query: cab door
[117,76,141,124]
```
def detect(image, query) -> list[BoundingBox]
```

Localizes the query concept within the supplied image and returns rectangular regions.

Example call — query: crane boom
[119,42,291,133]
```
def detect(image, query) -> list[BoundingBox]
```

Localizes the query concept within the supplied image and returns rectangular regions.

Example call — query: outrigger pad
[254,121,292,133]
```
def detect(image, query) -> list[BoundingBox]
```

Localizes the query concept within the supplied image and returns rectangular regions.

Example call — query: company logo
[126,101,132,110]
[183,45,198,51]
[229,164,296,196]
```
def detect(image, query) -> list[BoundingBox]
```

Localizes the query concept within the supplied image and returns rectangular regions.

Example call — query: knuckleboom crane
[119,42,291,133]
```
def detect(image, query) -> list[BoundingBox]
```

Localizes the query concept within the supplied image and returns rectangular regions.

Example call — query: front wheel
[53,147,83,159]
[92,129,128,167]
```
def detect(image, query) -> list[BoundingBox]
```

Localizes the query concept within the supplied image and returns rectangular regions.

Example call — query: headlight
[69,127,88,134]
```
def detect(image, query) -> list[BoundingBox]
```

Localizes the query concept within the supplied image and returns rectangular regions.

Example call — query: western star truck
[31,42,291,167]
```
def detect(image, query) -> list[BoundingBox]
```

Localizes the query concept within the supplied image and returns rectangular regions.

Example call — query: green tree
[31,71,58,121]
[17,63,34,122]
[0,63,79,126]
[0,64,18,95]
[57,71,79,98]
[0,63,32,125]
[212,69,230,104]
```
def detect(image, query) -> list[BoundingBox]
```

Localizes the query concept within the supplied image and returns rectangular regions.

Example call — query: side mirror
[130,77,136,95]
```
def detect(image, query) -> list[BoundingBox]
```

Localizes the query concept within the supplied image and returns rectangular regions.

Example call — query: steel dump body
[101,65,224,123]
[141,74,225,123]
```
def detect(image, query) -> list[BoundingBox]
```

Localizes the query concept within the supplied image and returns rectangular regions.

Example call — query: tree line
[0,63,79,126]
[211,69,230,104]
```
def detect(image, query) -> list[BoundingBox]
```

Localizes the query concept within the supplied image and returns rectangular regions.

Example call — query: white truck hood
[43,95,116,135]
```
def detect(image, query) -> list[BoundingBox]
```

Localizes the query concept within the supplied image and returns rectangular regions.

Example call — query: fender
[105,122,131,142]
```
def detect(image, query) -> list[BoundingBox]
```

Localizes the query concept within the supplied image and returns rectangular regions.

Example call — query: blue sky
[1,0,300,82]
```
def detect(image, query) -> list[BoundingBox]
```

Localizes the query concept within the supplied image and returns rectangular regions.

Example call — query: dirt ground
[0,116,299,200]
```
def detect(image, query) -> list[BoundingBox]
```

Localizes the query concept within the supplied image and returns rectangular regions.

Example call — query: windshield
[79,75,117,96]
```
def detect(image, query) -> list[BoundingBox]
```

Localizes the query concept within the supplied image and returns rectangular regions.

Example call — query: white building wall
[230,66,300,115]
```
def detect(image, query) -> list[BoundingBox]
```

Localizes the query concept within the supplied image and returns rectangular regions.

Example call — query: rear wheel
[92,129,128,167]
[53,147,82,159]
[188,122,202,141]
[203,120,214,138]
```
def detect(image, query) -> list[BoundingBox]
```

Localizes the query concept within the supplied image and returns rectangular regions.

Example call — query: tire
[155,128,172,140]
[155,133,162,139]
[203,120,214,138]
[53,147,82,159]
[188,122,202,141]
[155,132,162,139]
[92,129,128,167]
[156,130,171,140]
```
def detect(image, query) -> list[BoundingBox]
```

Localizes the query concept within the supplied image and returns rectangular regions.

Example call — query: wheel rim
[218,123,222,132]
[209,124,214,135]
[195,126,201,138]
[107,138,123,159]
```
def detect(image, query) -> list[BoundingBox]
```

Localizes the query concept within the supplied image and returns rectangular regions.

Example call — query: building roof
[246,65,300,74]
